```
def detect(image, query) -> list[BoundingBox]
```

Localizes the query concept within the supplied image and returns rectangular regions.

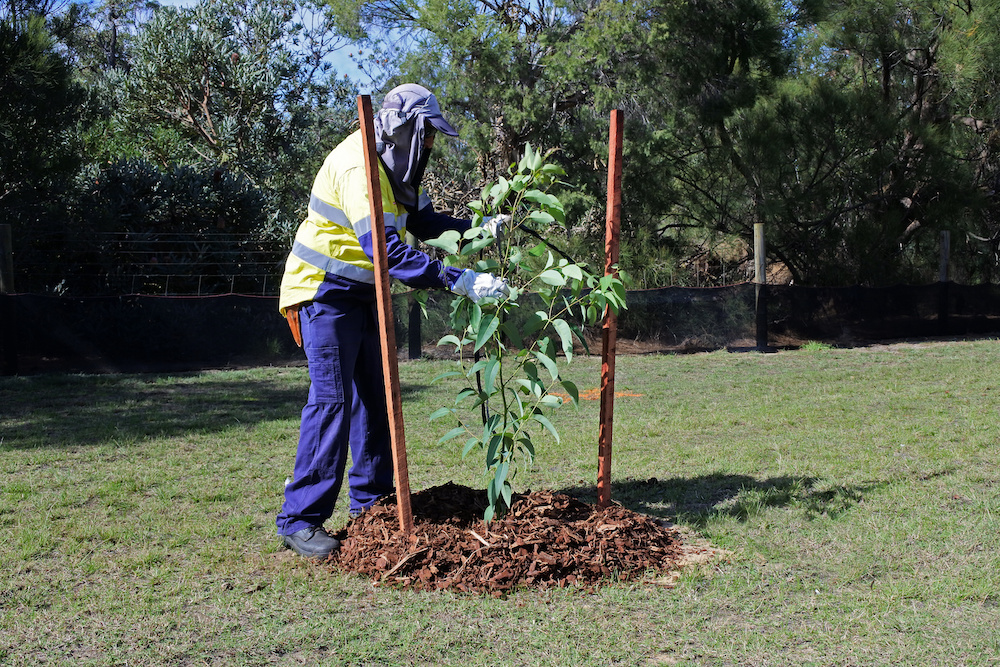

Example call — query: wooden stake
[754,222,768,351]
[598,110,623,508]
[357,95,414,535]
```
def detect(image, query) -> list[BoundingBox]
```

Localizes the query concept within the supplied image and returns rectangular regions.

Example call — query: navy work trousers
[276,298,394,536]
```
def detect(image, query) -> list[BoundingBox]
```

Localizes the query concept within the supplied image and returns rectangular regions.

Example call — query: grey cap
[381,83,458,136]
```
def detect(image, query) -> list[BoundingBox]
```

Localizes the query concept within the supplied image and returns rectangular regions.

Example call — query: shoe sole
[281,539,340,559]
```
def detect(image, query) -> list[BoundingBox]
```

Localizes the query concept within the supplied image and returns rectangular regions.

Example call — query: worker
[276,83,508,559]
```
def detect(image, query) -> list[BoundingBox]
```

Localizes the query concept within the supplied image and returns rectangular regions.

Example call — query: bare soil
[328,482,708,596]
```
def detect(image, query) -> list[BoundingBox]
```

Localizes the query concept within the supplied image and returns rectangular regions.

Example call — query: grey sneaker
[282,526,341,558]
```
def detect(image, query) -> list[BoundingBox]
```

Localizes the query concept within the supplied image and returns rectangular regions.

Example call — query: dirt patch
[328,482,718,595]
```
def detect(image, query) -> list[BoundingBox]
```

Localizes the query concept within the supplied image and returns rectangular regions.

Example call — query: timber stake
[357,95,414,535]
[598,110,623,508]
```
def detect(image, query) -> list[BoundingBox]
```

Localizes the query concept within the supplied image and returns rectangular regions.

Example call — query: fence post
[939,230,950,335]
[1,224,18,375]
[754,223,769,350]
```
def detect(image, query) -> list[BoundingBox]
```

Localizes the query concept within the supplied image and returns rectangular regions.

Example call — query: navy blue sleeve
[357,229,464,289]
[406,204,472,242]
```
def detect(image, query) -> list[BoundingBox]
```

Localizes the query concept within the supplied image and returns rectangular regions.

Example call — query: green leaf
[538,269,566,287]
[486,478,499,511]
[475,315,500,352]
[461,438,480,459]
[437,334,465,349]
[537,336,556,362]
[485,433,503,467]
[531,412,560,444]
[612,281,627,309]
[533,349,559,381]
[560,379,580,406]
[539,394,563,408]
[507,386,526,417]
[528,210,555,225]
[527,243,547,258]
[518,143,535,172]
[455,387,477,405]
[524,189,560,207]
[429,407,454,421]
[500,480,513,510]
[432,370,463,383]
[424,230,460,254]
[460,234,494,256]
[500,321,524,349]
[489,177,511,206]
[517,436,536,461]
[516,378,544,398]
[438,426,466,444]
[468,358,490,376]
[563,264,584,281]
[469,303,482,332]
[484,358,501,393]
[552,318,573,362]
[546,205,566,225]
[474,258,501,273]
[522,311,547,336]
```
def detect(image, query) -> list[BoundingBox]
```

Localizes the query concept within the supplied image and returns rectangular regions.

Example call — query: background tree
[0,14,82,227]
[104,0,357,238]
[325,0,792,285]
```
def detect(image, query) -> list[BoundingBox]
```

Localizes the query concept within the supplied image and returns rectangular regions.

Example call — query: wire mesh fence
[10,231,288,297]
[4,229,1000,374]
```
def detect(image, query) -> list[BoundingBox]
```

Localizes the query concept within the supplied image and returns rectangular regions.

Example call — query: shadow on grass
[0,372,429,451]
[559,473,889,527]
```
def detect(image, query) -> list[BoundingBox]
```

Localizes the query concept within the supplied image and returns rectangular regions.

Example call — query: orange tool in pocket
[285,305,303,347]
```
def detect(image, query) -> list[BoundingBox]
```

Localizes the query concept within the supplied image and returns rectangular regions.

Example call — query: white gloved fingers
[452,269,508,303]
[450,269,478,300]
[471,272,509,301]
[482,214,510,241]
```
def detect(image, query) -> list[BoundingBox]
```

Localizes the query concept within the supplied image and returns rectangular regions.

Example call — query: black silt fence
[3,282,1000,374]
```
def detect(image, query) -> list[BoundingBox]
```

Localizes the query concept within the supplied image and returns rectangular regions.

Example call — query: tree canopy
[5,0,1000,293]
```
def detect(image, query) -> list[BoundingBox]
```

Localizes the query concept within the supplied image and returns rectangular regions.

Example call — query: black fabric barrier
[3,282,1000,374]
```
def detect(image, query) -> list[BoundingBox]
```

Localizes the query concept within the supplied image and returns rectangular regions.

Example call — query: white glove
[482,214,510,241]
[451,269,509,303]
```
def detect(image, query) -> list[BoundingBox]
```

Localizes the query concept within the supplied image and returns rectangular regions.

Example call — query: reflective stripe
[308,194,351,228]
[291,241,375,284]
[310,193,405,238]
[417,192,432,210]
[356,211,405,237]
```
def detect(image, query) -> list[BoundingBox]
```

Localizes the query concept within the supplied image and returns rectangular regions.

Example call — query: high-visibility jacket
[278,129,468,314]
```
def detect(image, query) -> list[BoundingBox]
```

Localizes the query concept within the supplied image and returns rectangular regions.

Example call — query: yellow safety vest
[278,129,431,314]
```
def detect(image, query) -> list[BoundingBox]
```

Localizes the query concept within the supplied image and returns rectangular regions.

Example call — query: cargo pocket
[309,345,345,403]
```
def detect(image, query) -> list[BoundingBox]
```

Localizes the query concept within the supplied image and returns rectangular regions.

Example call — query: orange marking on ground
[551,388,643,401]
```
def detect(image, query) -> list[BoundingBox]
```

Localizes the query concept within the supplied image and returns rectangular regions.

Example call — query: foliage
[0,14,82,205]
[12,158,280,294]
[103,0,357,238]
[428,145,627,521]
[12,0,1000,292]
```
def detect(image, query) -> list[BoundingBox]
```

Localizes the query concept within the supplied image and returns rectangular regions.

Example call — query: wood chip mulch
[328,482,688,595]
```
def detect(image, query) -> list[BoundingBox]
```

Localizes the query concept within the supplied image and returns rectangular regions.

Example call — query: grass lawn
[1,339,999,666]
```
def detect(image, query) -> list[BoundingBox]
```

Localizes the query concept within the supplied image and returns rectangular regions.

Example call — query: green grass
[2,341,999,666]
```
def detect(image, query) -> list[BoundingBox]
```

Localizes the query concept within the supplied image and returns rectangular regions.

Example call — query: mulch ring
[328,482,714,595]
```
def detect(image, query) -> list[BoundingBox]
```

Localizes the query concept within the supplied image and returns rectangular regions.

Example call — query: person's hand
[450,269,509,302]
[482,214,510,241]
